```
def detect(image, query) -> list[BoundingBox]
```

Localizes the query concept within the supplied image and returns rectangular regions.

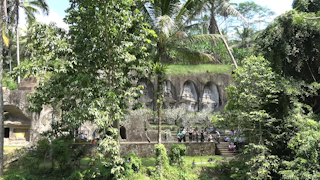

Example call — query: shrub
[169,144,187,166]
[123,152,142,172]
[67,171,84,180]
[154,144,169,179]
[34,138,50,161]
[3,174,26,180]
[18,156,40,174]
[3,77,18,90]
[51,138,72,170]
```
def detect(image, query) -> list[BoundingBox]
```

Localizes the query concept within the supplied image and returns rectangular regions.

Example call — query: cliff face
[166,73,232,111]
[123,73,233,142]
[4,73,233,144]
[3,78,58,144]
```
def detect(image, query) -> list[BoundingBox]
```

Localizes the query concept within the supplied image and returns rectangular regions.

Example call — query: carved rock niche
[180,81,198,112]
[163,80,177,109]
[4,105,31,141]
[138,78,154,110]
[201,82,220,111]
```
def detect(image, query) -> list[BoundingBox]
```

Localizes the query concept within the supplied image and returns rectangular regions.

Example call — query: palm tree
[232,26,255,49]
[11,0,48,83]
[207,0,248,68]
[141,0,221,143]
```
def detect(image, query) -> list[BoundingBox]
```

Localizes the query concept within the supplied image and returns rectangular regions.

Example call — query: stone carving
[163,81,176,109]
[201,82,219,111]
[180,81,198,112]
[4,106,31,141]
[138,79,154,110]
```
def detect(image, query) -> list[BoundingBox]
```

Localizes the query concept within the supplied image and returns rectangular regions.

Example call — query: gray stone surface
[120,142,216,158]
[3,73,232,145]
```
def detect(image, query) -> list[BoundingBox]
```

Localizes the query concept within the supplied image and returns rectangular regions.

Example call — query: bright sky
[20,0,293,30]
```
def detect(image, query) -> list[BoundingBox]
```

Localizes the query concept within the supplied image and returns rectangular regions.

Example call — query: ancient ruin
[3,72,232,146]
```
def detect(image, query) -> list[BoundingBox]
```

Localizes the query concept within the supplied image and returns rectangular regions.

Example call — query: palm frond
[23,5,37,24]
[137,2,155,27]
[169,34,221,45]
[176,0,207,31]
[155,15,175,38]
[28,0,49,15]
[169,46,220,64]
[156,0,180,17]
[220,1,248,25]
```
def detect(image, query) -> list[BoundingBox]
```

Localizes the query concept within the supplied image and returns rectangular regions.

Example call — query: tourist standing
[165,131,168,142]
[189,129,192,142]
[182,129,186,142]
[177,132,183,142]
[216,131,220,144]
[196,131,199,142]
[200,130,204,142]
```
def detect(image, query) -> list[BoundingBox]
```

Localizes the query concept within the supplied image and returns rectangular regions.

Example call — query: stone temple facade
[3,72,232,145]
[3,78,55,146]
[121,73,233,142]
[136,73,231,112]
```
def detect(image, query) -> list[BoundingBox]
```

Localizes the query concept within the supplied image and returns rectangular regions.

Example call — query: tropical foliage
[15,0,155,179]
[218,56,320,179]
[292,0,320,13]
[256,10,320,83]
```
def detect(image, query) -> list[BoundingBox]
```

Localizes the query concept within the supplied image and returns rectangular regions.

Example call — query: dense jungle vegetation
[1,0,320,179]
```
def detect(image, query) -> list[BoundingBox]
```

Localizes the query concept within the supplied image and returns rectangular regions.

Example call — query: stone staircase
[216,141,237,158]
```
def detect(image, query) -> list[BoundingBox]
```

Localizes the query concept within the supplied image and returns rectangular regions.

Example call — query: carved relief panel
[201,82,220,111]
[138,79,154,110]
[180,81,198,112]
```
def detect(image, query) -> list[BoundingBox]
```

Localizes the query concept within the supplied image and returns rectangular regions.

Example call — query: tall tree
[206,0,248,68]
[12,0,48,83]
[0,0,4,177]
[21,0,154,178]
[292,0,320,13]
[218,56,320,179]
[235,1,275,31]
[141,0,221,143]
[255,10,320,85]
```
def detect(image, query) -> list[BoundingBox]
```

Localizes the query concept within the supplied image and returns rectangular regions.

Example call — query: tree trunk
[9,47,11,73]
[155,74,162,143]
[209,1,219,34]
[0,0,4,177]
[214,18,238,69]
[16,2,20,83]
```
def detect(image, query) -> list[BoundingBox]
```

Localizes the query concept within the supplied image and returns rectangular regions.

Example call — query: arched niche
[180,80,198,112]
[138,78,154,110]
[201,82,220,111]
[120,126,127,139]
[4,105,31,141]
[163,80,177,109]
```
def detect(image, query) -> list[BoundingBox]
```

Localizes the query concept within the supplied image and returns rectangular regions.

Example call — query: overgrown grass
[4,146,22,153]
[166,64,233,75]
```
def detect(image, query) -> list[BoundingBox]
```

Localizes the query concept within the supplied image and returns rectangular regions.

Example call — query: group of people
[177,129,220,143]
[224,135,245,152]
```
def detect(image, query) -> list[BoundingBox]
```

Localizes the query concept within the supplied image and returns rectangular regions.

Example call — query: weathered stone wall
[3,78,60,144]
[4,73,232,145]
[120,142,215,158]
[140,73,232,112]
[166,73,232,111]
